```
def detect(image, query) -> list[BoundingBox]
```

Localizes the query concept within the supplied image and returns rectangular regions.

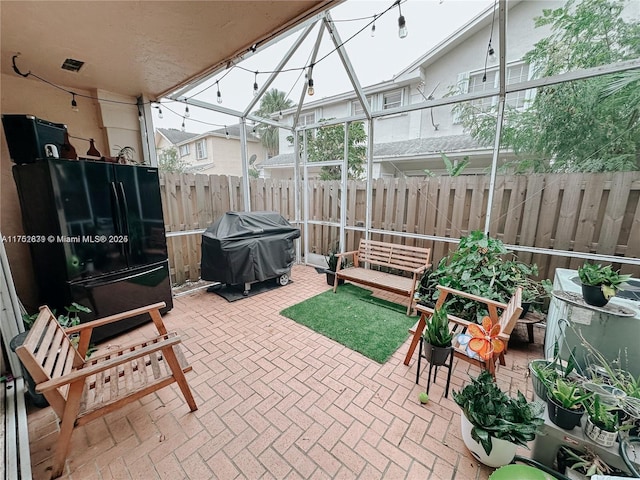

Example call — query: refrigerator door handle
[117,181,133,256]
[78,265,165,288]
[110,181,123,235]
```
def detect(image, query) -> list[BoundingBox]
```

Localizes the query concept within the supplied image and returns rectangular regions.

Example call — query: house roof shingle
[157,128,199,145]
[259,135,488,167]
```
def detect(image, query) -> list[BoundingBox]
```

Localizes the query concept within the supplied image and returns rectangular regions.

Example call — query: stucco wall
[1,73,139,310]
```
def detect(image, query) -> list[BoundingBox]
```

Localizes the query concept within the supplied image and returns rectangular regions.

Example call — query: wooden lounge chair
[406,286,523,376]
[15,302,197,478]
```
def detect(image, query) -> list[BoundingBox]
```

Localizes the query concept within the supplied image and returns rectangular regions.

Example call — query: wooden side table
[517,311,545,343]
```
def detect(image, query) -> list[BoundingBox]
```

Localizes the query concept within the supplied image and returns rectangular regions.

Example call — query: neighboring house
[261,0,564,180]
[155,124,267,176]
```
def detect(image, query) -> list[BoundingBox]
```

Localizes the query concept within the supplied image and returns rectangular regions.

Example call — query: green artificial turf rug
[280,283,416,363]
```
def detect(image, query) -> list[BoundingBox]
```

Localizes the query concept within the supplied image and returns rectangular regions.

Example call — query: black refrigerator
[13,158,173,342]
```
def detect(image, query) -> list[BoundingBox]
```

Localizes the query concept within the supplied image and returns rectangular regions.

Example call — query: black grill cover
[201,211,300,285]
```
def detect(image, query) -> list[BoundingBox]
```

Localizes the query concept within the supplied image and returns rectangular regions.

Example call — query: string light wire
[10,0,409,119]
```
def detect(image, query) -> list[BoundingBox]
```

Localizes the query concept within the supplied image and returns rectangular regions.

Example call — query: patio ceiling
[0,1,338,99]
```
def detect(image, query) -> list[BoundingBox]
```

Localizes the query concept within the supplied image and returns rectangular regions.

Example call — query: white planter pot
[460,413,517,468]
[583,416,617,447]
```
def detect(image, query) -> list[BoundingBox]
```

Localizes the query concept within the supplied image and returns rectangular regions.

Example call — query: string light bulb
[307,65,315,96]
[216,82,223,104]
[397,2,408,39]
[253,71,259,97]
[225,126,229,139]
[153,103,164,119]
[71,93,79,112]
[184,105,190,118]
[488,42,497,62]
[371,14,377,37]
[181,119,186,131]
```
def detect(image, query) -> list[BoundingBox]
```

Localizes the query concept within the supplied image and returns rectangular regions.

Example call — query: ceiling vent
[61,58,84,72]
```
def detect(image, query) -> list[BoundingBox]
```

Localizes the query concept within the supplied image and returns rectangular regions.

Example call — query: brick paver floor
[26,264,545,479]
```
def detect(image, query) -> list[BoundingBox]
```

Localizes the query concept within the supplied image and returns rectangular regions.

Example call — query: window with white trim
[351,100,364,116]
[351,97,372,116]
[505,63,530,109]
[466,62,531,111]
[299,111,315,126]
[195,140,207,160]
[382,89,403,110]
[179,145,189,157]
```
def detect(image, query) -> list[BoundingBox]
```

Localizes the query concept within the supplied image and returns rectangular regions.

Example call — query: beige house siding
[157,128,268,176]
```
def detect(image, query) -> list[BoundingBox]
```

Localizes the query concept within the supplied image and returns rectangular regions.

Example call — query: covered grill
[201,211,300,292]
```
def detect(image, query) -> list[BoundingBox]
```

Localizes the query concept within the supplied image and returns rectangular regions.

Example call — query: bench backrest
[356,239,431,273]
[15,306,84,417]
[497,287,523,340]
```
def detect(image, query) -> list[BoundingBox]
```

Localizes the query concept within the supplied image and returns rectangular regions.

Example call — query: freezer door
[49,159,127,279]
[114,164,168,268]
[68,260,173,343]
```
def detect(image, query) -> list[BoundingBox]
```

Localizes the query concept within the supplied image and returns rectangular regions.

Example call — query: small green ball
[418,392,429,404]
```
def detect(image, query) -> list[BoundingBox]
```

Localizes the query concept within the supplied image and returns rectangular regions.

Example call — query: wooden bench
[2,376,32,480]
[333,239,431,315]
[15,302,198,478]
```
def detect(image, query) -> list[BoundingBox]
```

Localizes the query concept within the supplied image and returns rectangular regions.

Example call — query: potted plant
[419,231,547,323]
[583,394,619,447]
[546,378,592,430]
[422,305,453,366]
[324,251,345,286]
[557,446,617,480]
[529,343,578,401]
[452,370,544,468]
[577,261,631,307]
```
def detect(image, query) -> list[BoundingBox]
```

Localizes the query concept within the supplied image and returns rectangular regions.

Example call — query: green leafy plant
[57,302,92,328]
[423,306,453,348]
[420,231,548,321]
[559,446,615,478]
[22,302,91,330]
[585,394,618,432]
[578,262,631,299]
[452,370,544,456]
[326,251,347,272]
[532,341,578,386]
[548,378,592,410]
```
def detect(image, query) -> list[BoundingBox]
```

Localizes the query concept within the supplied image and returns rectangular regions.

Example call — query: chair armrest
[64,302,167,335]
[436,285,508,310]
[448,316,510,342]
[36,333,180,393]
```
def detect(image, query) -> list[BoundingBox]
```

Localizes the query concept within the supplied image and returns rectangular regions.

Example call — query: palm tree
[253,89,294,157]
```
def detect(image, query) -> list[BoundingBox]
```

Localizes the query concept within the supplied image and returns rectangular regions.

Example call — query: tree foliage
[157,147,188,173]
[454,0,640,173]
[289,120,367,180]
[252,89,295,157]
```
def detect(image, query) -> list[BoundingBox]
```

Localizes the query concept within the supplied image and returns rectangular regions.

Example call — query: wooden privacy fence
[160,171,640,285]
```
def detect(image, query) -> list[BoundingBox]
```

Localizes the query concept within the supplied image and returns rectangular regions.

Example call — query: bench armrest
[36,333,181,393]
[413,265,430,275]
[335,250,358,272]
